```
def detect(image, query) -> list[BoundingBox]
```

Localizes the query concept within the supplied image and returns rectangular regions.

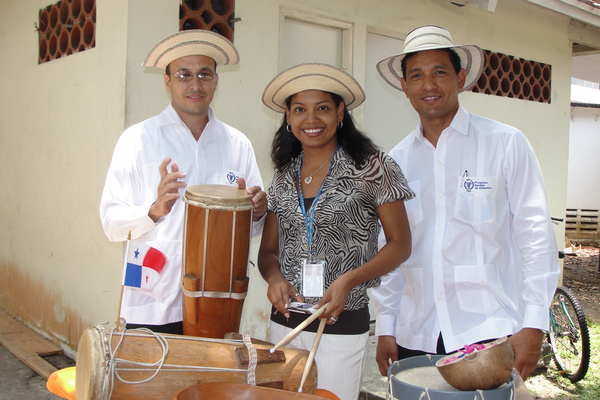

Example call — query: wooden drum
[175,382,328,400]
[75,326,318,400]
[182,184,254,338]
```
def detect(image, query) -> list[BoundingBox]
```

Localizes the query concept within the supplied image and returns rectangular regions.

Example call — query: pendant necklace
[303,150,335,184]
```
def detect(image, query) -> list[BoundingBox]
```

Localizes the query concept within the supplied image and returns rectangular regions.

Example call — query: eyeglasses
[172,70,215,82]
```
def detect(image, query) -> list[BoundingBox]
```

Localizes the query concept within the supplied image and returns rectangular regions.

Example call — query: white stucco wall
[0,0,129,351]
[1,0,573,351]
[567,105,600,209]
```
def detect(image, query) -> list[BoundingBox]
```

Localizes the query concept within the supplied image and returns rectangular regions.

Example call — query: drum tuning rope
[386,361,397,400]
[417,387,431,400]
[106,327,169,399]
[92,324,259,399]
[242,333,258,385]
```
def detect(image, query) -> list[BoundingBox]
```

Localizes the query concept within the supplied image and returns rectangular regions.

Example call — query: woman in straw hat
[258,63,414,399]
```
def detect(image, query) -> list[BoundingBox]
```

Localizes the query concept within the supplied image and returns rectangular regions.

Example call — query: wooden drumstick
[183,273,200,324]
[116,231,131,330]
[270,303,328,353]
[298,316,326,393]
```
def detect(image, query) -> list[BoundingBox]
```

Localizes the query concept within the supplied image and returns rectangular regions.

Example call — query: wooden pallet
[565,208,600,240]
[0,308,62,380]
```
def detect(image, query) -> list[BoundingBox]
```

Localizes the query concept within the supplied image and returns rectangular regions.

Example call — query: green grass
[528,318,600,399]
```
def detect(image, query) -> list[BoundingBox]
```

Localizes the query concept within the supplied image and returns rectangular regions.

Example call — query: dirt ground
[526,245,600,399]
[561,246,600,325]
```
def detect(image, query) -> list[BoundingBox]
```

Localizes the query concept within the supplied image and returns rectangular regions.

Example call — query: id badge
[302,259,325,297]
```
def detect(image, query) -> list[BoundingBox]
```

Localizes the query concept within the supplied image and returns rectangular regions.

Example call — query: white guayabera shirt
[372,105,560,353]
[100,105,264,325]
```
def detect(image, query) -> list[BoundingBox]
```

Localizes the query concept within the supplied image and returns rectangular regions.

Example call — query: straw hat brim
[143,30,239,69]
[376,44,484,92]
[262,63,366,113]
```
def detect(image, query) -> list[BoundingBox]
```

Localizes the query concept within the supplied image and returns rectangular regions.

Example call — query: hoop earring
[286,124,292,132]
[337,121,343,129]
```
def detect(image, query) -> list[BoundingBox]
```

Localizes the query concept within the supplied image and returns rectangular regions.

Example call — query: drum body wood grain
[182,184,253,338]
[75,327,318,400]
[175,382,327,400]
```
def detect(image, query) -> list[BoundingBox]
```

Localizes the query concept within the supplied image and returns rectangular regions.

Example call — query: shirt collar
[157,103,216,129]
[448,105,470,136]
[206,106,216,127]
[415,104,470,142]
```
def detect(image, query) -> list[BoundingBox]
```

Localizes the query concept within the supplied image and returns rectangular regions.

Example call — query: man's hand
[509,328,543,380]
[376,335,399,376]
[148,158,187,222]
[237,178,267,221]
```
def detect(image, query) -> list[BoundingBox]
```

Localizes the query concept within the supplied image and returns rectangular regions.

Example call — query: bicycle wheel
[548,286,590,383]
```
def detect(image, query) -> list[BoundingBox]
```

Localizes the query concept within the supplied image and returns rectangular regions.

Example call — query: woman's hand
[259,212,304,318]
[315,275,352,325]
[266,275,303,318]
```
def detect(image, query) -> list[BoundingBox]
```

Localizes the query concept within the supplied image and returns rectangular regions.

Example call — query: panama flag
[122,241,166,290]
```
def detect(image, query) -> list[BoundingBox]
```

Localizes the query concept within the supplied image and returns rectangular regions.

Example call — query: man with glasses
[100,30,267,334]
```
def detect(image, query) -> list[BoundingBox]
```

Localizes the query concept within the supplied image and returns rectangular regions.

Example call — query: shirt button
[437,161,441,165]
[437,229,441,233]
[481,281,485,285]
[438,297,442,300]
[434,262,439,266]
[438,194,442,198]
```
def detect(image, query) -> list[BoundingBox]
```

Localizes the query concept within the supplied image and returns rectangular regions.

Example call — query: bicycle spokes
[547,287,590,383]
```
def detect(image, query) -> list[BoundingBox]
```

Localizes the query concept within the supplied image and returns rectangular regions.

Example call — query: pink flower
[462,343,486,353]
[443,356,459,364]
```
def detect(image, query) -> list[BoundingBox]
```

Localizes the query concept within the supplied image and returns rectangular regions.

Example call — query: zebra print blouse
[267,148,414,311]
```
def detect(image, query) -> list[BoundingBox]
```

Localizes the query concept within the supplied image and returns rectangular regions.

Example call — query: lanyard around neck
[297,146,339,257]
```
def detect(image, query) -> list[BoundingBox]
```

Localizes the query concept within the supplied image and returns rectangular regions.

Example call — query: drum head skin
[183,184,254,211]
[75,328,108,400]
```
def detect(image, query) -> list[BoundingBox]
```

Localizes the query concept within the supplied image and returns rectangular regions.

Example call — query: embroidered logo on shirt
[227,172,238,184]
[463,179,492,193]
[464,179,475,192]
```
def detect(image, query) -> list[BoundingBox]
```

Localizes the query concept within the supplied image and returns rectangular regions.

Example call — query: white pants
[270,321,369,400]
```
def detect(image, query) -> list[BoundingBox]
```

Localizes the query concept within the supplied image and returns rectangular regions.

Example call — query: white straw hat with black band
[376,25,484,92]
[143,30,239,68]
[262,63,366,113]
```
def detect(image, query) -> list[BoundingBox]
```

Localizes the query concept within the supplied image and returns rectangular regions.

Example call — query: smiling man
[371,26,560,381]
[100,30,267,334]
